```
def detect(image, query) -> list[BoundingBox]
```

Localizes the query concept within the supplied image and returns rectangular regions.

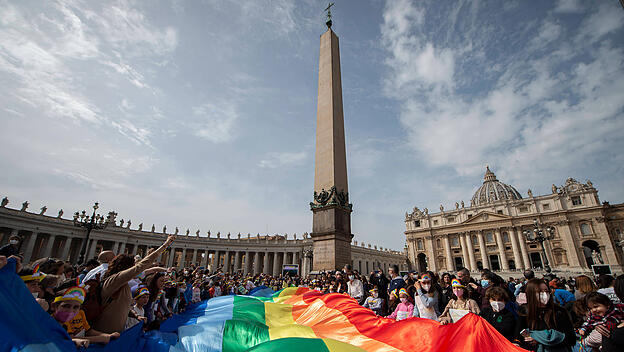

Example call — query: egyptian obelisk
[310,7,353,272]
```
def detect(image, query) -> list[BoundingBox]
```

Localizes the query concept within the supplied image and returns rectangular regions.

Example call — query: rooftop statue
[21,201,29,211]
[138,223,143,231]
[40,206,47,215]
[57,209,63,218]
[1,197,8,207]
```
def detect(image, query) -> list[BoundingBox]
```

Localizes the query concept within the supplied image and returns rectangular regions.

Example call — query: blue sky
[1,0,623,251]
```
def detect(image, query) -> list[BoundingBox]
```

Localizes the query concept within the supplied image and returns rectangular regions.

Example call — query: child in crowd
[438,279,480,325]
[125,286,149,330]
[19,266,49,311]
[386,288,414,321]
[363,287,385,316]
[51,286,119,348]
[579,291,624,337]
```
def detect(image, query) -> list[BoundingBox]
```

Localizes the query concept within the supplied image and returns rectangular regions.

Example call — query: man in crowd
[387,264,405,294]
[82,251,115,282]
[0,234,21,257]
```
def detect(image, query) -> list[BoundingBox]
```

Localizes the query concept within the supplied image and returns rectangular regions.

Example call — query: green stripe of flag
[245,337,330,352]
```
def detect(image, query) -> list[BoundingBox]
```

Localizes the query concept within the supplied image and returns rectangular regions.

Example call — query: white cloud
[192,102,238,143]
[381,0,624,190]
[258,151,307,168]
[554,0,584,13]
[577,2,623,44]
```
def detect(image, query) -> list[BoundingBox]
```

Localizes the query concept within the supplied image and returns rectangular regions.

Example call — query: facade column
[60,237,72,261]
[234,251,241,272]
[118,242,127,255]
[425,236,437,272]
[516,227,531,269]
[272,252,280,276]
[191,249,198,267]
[131,244,138,255]
[465,232,478,271]
[263,251,270,274]
[224,251,231,273]
[23,232,38,264]
[253,251,261,275]
[477,231,490,269]
[555,222,581,268]
[43,234,56,258]
[459,233,471,271]
[443,235,453,271]
[495,229,509,270]
[508,228,524,270]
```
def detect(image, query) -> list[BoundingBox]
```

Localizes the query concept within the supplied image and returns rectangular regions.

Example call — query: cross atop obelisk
[324,2,334,28]
[309,5,353,272]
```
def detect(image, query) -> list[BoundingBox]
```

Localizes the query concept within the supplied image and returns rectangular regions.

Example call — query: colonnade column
[477,231,489,269]
[60,237,72,261]
[495,229,509,270]
[516,227,531,269]
[224,251,231,272]
[118,242,126,255]
[263,251,270,274]
[244,251,250,275]
[191,249,198,267]
[466,233,478,271]
[181,248,187,268]
[43,234,56,258]
[443,236,453,271]
[508,227,524,270]
[22,232,38,264]
[167,248,176,267]
[272,252,280,276]
[234,251,241,272]
[253,252,261,275]
[87,238,98,261]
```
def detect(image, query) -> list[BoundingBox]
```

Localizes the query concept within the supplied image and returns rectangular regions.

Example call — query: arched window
[436,238,441,248]
[580,223,591,235]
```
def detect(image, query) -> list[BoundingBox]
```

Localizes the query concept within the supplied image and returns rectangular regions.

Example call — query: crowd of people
[1,233,624,351]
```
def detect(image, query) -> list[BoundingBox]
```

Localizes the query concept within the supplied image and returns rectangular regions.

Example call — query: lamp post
[523,219,555,273]
[74,202,111,265]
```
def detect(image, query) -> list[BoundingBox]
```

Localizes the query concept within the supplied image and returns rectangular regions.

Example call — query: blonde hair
[575,275,597,294]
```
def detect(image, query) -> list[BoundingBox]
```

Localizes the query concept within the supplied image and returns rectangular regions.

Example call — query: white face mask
[32,292,39,299]
[59,274,66,283]
[9,240,18,245]
[539,292,550,305]
[372,292,378,298]
[422,284,431,291]
[348,275,354,281]
[490,301,505,312]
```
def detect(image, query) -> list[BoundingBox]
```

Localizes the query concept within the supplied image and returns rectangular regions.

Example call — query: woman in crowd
[515,279,575,351]
[601,274,624,351]
[575,275,597,301]
[439,279,480,325]
[89,235,175,333]
[479,286,516,341]
[412,272,439,320]
[439,272,454,313]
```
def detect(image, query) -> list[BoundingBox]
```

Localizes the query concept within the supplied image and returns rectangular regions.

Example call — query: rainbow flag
[159,287,525,352]
[0,259,524,352]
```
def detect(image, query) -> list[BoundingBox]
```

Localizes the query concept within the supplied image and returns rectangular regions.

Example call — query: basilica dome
[471,166,522,206]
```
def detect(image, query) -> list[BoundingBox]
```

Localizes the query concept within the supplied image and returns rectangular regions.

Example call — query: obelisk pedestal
[310,27,353,272]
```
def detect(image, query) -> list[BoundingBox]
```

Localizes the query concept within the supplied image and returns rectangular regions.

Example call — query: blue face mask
[481,280,490,288]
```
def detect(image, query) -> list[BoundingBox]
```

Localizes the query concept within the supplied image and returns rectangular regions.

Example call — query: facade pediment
[461,211,510,224]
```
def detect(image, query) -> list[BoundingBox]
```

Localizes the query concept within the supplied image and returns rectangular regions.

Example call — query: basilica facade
[405,167,624,275]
